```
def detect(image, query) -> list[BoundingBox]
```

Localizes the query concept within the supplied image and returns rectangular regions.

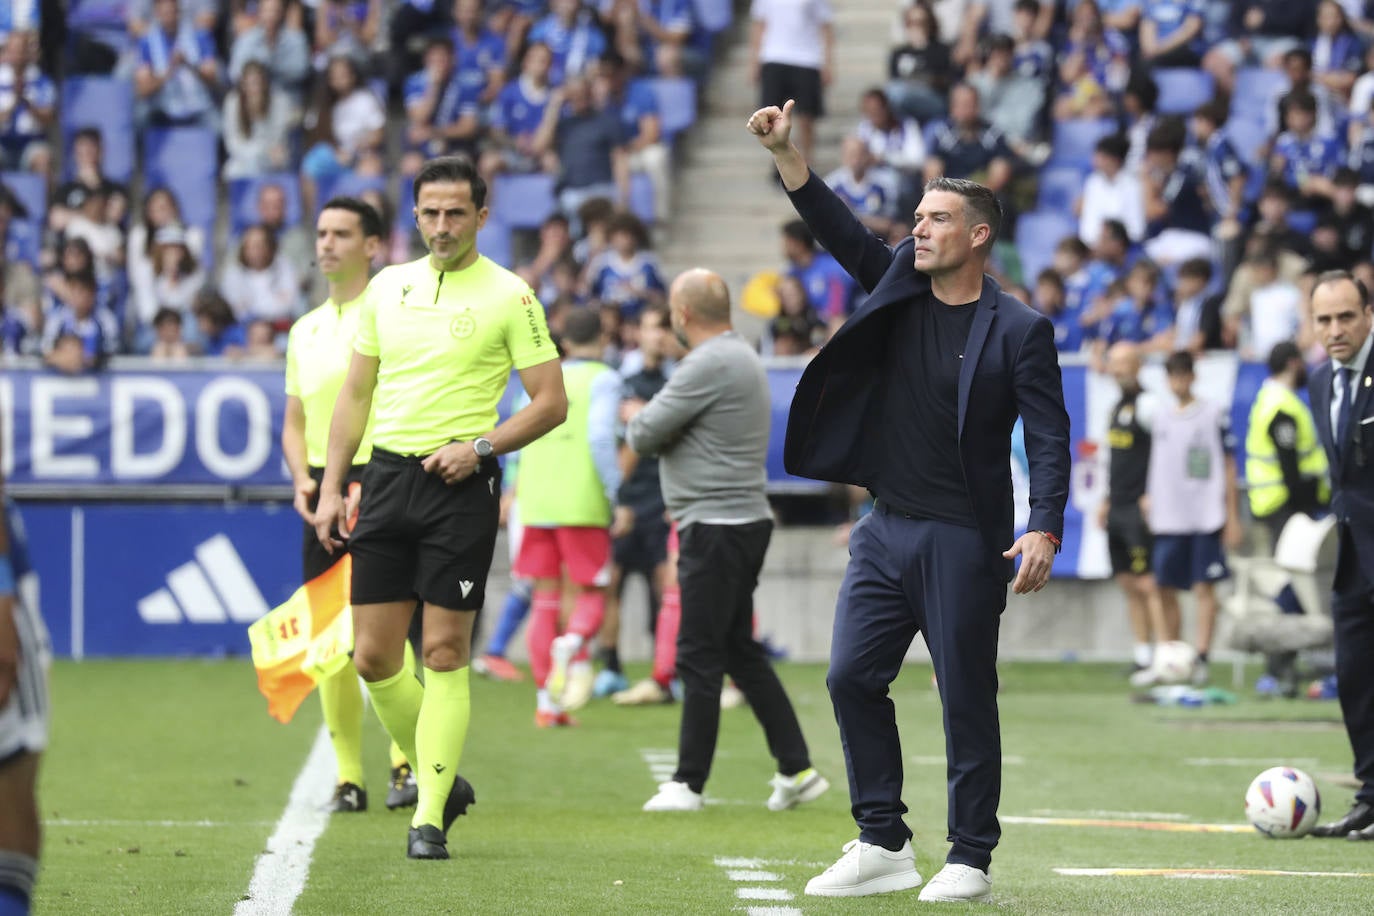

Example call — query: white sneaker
[766,767,830,811]
[918,863,991,902]
[720,683,746,709]
[548,634,579,700]
[612,678,672,705]
[804,839,922,897]
[1128,665,1161,688]
[642,780,703,812]
[562,660,594,710]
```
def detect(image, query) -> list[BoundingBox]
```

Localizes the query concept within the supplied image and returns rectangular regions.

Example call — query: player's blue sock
[0,885,28,916]
[0,850,35,916]
[485,580,532,658]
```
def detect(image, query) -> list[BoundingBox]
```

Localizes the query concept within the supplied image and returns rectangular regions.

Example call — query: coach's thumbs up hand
[747,99,794,153]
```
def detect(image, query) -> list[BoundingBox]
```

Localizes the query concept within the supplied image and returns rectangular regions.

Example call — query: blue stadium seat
[1047,118,1115,169]
[692,0,733,33]
[1015,210,1078,283]
[228,174,303,236]
[317,173,387,213]
[1036,166,1086,215]
[1,172,46,266]
[648,77,696,142]
[1287,210,1318,235]
[479,219,513,268]
[490,173,557,229]
[1230,67,1287,121]
[60,76,135,183]
[144,127,220,230]
[1153,68,1216,115]
[68,0,130,27]
[1224,117,1269,166]
[629,172,655,223]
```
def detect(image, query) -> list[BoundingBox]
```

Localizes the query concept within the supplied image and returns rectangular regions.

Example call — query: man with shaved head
[623,268,830,815]
[1100,341,1170,685]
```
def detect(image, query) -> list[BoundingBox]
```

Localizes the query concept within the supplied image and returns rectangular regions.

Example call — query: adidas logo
[137,535,270,624]
[459,581,474,599]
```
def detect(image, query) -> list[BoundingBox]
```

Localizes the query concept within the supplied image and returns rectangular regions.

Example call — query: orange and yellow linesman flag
[248,555,356,723]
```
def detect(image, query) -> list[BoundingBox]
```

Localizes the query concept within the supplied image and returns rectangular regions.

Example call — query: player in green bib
[315,156,566,860]
[283,197,424,814]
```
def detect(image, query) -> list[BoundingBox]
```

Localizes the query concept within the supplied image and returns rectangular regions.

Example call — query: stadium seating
[478,219,513,269]
[1036,165,1086,215]
[648,77,697,143]
[1224,117,1270,166]
[1015,210,1078,283]
[490,173,558,229]
[1,172,46,266]
[1047,118,1116,170]
[691,0,734,34]
[60,76,136,183]
[228,174,304,236]
[1153,68,1216,115]
[628,172,655,224]
[144,127,220,231]
[1229,66,1287,122]
[317,172,388,212]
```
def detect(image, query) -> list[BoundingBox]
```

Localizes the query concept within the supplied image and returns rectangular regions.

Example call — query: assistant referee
[315,156,567,860]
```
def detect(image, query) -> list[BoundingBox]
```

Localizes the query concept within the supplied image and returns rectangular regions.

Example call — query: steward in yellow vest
[1245,342,1330,538]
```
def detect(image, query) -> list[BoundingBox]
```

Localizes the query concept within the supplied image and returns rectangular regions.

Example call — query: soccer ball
[1245,766,1321,838]
[1151,640,1198,684]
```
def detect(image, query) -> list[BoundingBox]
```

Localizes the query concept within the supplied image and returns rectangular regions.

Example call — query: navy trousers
[1332,531,1374,804]
[827,507,1007,871]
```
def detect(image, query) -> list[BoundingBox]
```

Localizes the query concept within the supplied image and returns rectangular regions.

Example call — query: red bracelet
[1036,530,1061,548]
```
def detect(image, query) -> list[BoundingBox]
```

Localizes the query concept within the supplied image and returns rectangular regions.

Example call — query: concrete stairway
[660,0,896,341]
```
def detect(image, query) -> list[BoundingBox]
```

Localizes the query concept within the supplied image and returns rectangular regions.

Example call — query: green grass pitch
[32,659,1374,914]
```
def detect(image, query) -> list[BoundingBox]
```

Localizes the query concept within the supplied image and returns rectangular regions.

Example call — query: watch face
[475,438,494,457]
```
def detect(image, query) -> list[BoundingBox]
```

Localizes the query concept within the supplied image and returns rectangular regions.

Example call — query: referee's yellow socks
[363,665,422,770]
[319,666,365,786]
[412,665,471,830]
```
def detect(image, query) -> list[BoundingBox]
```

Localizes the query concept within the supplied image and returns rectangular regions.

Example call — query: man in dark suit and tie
[748,100,1070,902]
[1306,271,1374,839]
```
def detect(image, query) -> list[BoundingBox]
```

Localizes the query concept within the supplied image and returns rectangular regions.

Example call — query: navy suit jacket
[1309,345,1374,590]
[783,172,1071,581]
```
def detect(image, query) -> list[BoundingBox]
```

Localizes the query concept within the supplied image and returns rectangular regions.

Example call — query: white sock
[1134,643,1153,667]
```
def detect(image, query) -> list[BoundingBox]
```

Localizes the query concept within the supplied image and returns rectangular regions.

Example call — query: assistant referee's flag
[247,555,355,723]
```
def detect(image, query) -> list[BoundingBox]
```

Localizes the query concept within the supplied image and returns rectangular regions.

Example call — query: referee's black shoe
[329,782,367,813]
[1312,800,1374,837]
[443,774,477,833]
[386,764,418,810]
[407,825,449,860]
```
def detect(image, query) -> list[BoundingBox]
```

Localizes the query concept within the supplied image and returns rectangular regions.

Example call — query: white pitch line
[1184,757,1321,767]
[234,726,334,916]
[1055,867,1374,879]
[1030,809,1190,821]
[716,857,767,868]
[728,870,784,882]
[745,908,802,916]
[736,888,794,901]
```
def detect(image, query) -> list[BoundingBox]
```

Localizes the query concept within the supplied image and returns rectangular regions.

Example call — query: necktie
[1336,366,1356,455]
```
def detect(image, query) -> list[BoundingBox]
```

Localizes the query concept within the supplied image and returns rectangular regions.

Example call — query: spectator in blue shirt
[1055,0,1131,120]
[1032,267,1086,352]
[1054,234,1119,338]
[1189,99,1248,274]
[41,270,120,372]
[600,0,695,77]
[1141,117,1213,266]
[1139,0,1206,68]
[1093,259,1173,369]
[1203,0,1315,99]
[386,0,451,90]
[595,53,672,222]
[922,83,1017,194]
[0,30,53,175]
[134,0,221,128]
[193,290,248,358]
[1312,0,1364,102]
[402,38,482,176]
[587,211,665,321]
[780,218,855,326]
[452,0,508,105]
[1270,89,1345,205]
[227,0,311,105]
[533,75,628,227]
[530,0,608,86]
[824,135,901,239]
[480,41,557,180]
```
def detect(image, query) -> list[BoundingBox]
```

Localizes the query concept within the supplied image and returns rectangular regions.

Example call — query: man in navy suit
[1306,271,1374,839]
[748,100,1070,902]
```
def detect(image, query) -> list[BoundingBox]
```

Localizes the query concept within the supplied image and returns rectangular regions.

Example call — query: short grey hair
[923,177,1002,244]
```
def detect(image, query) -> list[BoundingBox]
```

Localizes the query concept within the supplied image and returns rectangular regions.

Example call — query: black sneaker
[407,824,449,859]
[386,764,418,810]
[442,774,477,833]
[330,782,367,813]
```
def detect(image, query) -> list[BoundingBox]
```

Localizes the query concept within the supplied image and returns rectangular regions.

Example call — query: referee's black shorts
[348,448,502,611]
[301,465,367,582]
[759,62,824,117]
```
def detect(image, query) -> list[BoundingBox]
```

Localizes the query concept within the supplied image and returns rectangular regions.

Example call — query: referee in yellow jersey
[315,156,567,860]
[283,197,423,814]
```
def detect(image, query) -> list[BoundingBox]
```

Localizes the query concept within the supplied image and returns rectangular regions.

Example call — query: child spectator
[244,317,282,359]
[1094,259,1173,366]
[1163,256,1222,354]
[1270,89,1344,205]
[41,270,119,369]
[148,306,190,361]
[55,128,129,219]
[1032,267,1083,352]
[766,274,825,356]
[129,224,205,335]
[127,187,206,285]
[218,224,302,325]
[481,42,557,182]
[1190,99,1248,274]
[193,291,247,357]
[1141,117,1212,266]
[1078,133,1145,245]
[223,60,296,179]
[134,0,221,128]
[517,213,575,305]
[587,212,665,322]
[781,219,855,327]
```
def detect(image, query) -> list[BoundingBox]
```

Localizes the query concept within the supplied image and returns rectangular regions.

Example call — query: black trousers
[672,520,810,793]
[1332,529,1374,803]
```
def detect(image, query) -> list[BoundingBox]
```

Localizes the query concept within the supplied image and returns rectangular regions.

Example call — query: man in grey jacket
[625,268,829,814]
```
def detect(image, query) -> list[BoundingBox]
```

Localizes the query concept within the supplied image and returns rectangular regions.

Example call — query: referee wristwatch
[471,437,495,459]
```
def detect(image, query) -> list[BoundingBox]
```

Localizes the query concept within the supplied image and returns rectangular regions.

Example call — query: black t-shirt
[617,366,668,511]
[873,297,977,526]
[1107,389,1151,506]
[888,41,952,88]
